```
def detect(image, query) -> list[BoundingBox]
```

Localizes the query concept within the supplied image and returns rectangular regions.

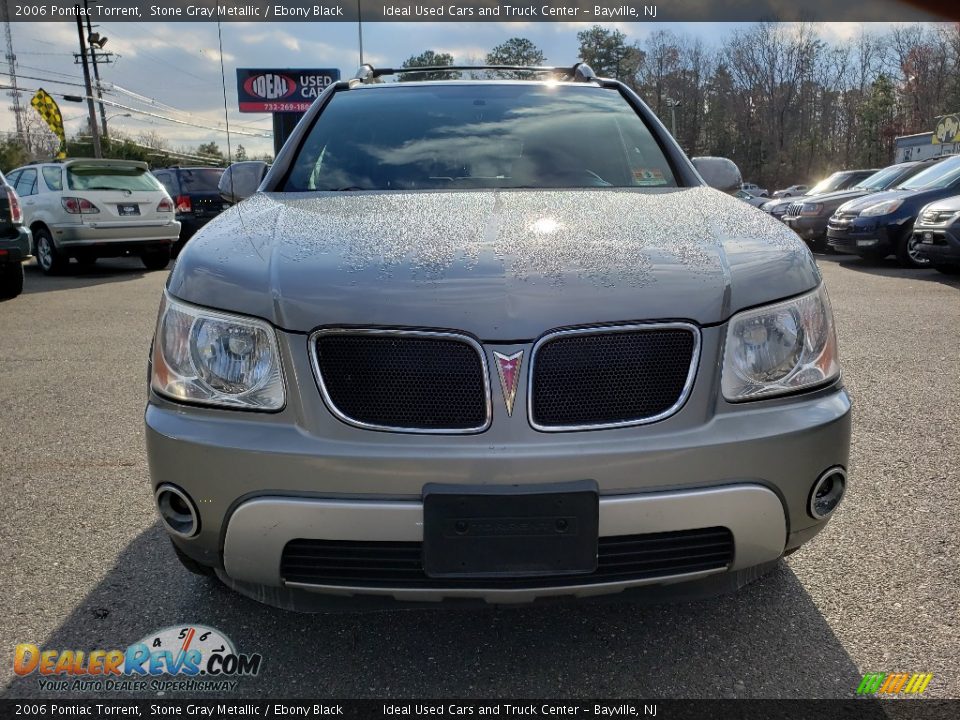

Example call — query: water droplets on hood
[189,187,804,289]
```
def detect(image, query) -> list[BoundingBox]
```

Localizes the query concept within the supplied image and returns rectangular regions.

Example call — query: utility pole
[84,0,108,139]
[74,7,101,157]
[1,1,25,145]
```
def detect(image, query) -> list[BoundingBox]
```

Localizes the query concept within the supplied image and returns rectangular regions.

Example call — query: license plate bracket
[422,480,599,578]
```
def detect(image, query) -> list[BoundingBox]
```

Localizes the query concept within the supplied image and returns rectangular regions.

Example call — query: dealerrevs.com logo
[13,625,262,693]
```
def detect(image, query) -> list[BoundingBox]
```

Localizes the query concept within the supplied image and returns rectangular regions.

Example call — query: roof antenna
[217,20,233,166]
[217,19,246,232]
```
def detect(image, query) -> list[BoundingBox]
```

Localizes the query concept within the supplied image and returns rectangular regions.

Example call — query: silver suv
[146,64,850,608]
[6,159,179,273]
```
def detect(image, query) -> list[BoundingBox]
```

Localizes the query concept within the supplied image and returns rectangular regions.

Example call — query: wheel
[75,255,97,268]
[170,539,216,577]
[0,262,24,299]
[34,227,67,275]
[895,229,929,269]
[934,264,960,275]
[141,248,171,271]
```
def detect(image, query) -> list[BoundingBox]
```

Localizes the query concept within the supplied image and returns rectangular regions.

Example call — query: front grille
[530,325,698,430]
[786,202,803,217]
[281,527,734,589]
[313,331,489,432]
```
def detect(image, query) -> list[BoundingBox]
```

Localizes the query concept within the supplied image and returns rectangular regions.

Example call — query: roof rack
[353,62,597,84]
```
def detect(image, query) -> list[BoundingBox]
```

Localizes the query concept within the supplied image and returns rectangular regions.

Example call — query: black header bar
[3,0,949,23]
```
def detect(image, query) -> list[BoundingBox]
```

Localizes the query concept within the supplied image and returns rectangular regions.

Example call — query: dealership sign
[236,68,340,113]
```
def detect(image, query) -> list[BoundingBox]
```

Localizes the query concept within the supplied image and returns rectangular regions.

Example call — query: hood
[805,187,876,204]
[168,187,819,339]
[920,194,960,213]
[764,197,795,210]
[837,189,913,214]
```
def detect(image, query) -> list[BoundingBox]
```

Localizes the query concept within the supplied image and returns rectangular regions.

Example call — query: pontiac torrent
[145,64,851,607]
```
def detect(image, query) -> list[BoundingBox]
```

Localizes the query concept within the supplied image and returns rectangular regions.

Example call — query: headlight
[722,285,840,401]
[151,293,285,410]
[800,203,822,216]
[761,201,776,211]
[860,199,903,217]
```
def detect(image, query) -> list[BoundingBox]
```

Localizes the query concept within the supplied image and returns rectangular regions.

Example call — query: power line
[1,82,271,138]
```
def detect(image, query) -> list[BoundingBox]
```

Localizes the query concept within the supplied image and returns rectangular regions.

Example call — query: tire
[934,264,960,275]
[895,227,928,269]
[141,248,170,271]
[171,539,216,577]
[0,262,24,299]
[34,227,67,275]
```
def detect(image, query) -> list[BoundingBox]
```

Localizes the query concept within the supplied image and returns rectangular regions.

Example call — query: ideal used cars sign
[236,68,341,113]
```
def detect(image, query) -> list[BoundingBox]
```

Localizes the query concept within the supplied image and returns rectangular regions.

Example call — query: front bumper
[826,219,894,255]
[914,224,960,265]
[51,220,180,248]
[784,214,828,241]
[146,320,851,603]
[0,226,33,261]
[220,485,786,603]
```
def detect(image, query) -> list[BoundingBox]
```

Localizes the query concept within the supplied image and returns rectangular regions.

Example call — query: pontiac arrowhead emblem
[493,351,523,417]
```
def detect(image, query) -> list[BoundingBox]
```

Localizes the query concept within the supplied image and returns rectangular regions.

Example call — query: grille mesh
[281,527,734,589]
[315,333,487,431]
[531,327,697,428]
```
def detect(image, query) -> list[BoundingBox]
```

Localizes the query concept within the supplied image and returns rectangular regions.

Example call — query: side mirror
[219,161,270,204]
[691,157,743,194]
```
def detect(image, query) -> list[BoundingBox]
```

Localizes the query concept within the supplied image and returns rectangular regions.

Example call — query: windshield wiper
[321,186,368,191]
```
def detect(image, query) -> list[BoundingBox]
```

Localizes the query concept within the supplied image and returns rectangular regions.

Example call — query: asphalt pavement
[0,253,957,699]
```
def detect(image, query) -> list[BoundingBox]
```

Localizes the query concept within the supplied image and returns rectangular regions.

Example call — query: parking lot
[0,253,958,699]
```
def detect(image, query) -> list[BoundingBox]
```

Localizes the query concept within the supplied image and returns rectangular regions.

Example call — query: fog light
[155,484,200,537]
[809,467,846,519]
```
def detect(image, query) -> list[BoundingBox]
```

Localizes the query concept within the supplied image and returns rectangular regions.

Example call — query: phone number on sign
[259,102,313,112]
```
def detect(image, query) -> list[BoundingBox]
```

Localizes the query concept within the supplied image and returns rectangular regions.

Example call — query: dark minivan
[152,167,228,251]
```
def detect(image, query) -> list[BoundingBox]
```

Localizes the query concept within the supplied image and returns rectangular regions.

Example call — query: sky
[0,20,911,158]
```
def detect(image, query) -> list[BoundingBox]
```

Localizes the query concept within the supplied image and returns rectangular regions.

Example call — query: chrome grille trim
[309,328,492,435]
[527,322,701,432]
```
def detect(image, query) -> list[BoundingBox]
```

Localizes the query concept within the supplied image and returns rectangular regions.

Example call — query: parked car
[763,170,875,220]
[6,159,180,274]
[0,169,32,299]
[827,154,960,267]
[151,166,227,251]
[913,195,960,274]
[741,182,768,197]
[734,189,769,207]
[784,161,938,251]
[146,63,849,608]
[773,184,809,198]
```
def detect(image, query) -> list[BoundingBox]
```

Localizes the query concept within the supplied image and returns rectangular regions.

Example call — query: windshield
[283,84,677,191]
[854,165,908,191]
[67,165,162,192]
[898,156,960,190]
[179,168,224,192]
[807,174,847,196]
